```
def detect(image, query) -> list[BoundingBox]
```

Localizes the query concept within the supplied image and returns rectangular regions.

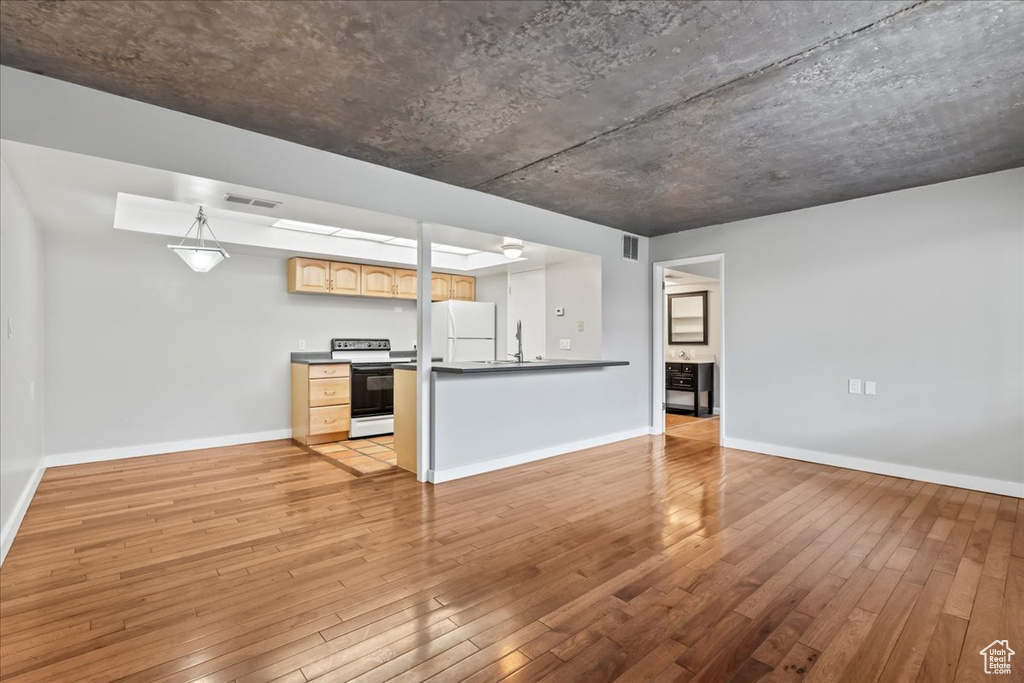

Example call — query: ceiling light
[385,237,418,248]
[501,238,524,259]
[168,207,230,272]
[432,244,480,255]
[335,228,392,242]
[271,219,339,235]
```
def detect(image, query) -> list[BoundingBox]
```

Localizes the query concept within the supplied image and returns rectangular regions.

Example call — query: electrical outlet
[394,306,403,313]
[6,318,12,339]
[848,379,862,395]
[298,339,306,350]
[559,339,571,350]
[865,381,876,395]
[577,320,584,332]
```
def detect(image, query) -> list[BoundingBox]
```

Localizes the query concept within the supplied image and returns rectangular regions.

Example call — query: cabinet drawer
[309,405,351,435]
[669,377,694,391]
[309,378,350,407]
[308,363,350,379]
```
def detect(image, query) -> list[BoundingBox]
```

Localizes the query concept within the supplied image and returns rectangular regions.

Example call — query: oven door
[350,366,394,418]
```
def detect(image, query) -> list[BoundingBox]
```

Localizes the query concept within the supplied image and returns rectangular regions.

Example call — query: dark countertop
[291,351,438,364]
[392,359,629,374]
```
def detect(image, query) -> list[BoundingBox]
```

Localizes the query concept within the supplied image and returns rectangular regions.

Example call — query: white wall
[43,228,416,456]
[546,255,602,359]
[0,68,651,466]
[0,157,46,561]
[474,271,508,359]
[665,280,721,410]
[653,169,1024,495]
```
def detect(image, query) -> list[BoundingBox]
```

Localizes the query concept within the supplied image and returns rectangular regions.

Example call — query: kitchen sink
[470,359,555,364]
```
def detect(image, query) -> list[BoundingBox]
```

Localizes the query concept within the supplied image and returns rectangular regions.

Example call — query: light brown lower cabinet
[292,362,351,445]
[393,368,417,474]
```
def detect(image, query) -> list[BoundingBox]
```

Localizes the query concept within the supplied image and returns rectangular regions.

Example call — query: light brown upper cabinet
[361,266,396,298]
[329,262,361,296]
[287,257,475,301]
[451,275,476,301]
[394,269,418,299]
[431,273,452,301]
[287,258,331,294]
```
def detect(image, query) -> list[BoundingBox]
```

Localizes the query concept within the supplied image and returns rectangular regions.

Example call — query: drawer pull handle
[324,418,336,423]
[325,390,336,395]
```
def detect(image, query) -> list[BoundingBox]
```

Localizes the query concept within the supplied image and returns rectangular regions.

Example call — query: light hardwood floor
[1,428,1021,682]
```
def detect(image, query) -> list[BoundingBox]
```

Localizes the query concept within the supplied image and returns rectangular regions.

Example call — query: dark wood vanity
[666,361,715,417]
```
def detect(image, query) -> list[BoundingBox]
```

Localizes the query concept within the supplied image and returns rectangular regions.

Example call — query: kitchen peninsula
[393,359,630,481]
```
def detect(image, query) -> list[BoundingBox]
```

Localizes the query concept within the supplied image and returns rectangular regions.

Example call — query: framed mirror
[668,291,709,345]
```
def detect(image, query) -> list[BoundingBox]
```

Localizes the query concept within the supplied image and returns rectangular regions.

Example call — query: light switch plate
[865,381,876,395]
[559,339,571,350]
[849,379,862,394]
[555,307,565,316]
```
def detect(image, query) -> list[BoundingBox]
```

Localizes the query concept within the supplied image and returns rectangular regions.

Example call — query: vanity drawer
[309,363,350,379]
[669,377,694,391]
[309,378,350,407]
[308,405,351,435]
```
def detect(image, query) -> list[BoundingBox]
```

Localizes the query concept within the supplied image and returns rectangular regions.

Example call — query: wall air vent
[223,193,282,209]
[622,233,639,262]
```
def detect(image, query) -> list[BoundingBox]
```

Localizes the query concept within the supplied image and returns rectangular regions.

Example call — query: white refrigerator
[432,301,496,362]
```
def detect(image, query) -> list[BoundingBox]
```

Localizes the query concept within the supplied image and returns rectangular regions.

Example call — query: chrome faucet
[509,319,524,363]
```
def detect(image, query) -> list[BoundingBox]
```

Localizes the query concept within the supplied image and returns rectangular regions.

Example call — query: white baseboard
[724,437,1024,498]
[428,427,651,484]
[2,429,293,565]
[1,463,45,565]
[45,429,292,468]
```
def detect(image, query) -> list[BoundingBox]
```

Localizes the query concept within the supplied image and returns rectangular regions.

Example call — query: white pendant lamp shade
[169,246,227,272]
[168,207,230,272]
[501,237,524,259]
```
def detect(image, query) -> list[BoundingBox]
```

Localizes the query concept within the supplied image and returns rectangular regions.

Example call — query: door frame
[651,253,726,443]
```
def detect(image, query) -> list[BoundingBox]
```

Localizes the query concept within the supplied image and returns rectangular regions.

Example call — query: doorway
[651,254,725,443]
[507,268,546,360]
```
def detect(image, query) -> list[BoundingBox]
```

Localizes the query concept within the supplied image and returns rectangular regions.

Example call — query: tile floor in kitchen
[308,434,401,477]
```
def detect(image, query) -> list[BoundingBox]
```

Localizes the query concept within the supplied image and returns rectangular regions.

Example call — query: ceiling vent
[622,233,639,262]
[223,193,281,209]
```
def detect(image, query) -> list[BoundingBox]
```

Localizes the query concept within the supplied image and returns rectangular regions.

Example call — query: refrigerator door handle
[448,306,457,361]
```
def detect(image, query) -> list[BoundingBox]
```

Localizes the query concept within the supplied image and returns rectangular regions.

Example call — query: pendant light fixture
[168,206,230,272]
[501,237,524,259]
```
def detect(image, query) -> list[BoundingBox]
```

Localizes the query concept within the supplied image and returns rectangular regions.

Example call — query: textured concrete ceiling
[2,1,1022,236]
